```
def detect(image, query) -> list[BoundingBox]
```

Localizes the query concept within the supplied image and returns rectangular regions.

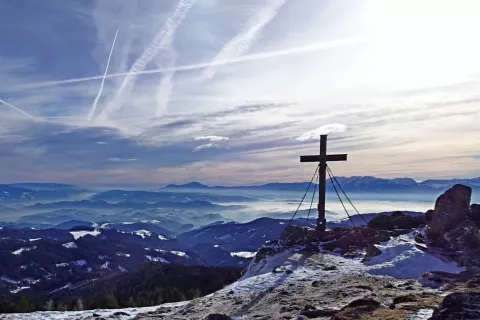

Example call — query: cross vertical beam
[318,135,327,231]
[300,134,347,231]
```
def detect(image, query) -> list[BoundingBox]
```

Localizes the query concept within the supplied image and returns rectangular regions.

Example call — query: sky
[0,0,479,186]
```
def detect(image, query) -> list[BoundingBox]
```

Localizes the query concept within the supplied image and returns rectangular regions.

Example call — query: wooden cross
[300,134,347,231]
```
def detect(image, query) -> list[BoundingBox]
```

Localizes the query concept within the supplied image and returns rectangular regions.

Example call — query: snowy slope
[224,232,464,295]
[0,302,188,320]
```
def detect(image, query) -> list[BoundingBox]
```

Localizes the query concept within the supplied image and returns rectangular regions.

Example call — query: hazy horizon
[1,175,479,190]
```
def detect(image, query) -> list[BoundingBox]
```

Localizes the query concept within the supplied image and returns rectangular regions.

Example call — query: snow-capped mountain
[162,176,480,192]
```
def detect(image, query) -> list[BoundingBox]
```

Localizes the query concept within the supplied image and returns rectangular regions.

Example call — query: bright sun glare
[363,0,480,88]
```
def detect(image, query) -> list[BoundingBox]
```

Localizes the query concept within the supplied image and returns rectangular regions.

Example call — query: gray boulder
[430,292,480,319]
[426,184,480,267]
[426,184,472,240]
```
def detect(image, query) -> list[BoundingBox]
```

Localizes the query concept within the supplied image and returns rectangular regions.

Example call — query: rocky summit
[133,184,480,319]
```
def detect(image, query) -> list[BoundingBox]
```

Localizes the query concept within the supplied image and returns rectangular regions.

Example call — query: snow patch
[231,251,256,259]
[365,233,465,278]
[0,301,189,320]
[11,286,30,294]
[73,260,87,266]
[1,276,19,284]
[405,308,434,319]
[158,234,168,240]
[117,252,131,257]
[24,278,40,285]
[49,283,72,294]
[12,246,36,255]
[29,238,41,242]
[146,255,170,263]
[135,230,151,238]
[152,249,188,258]
[56,263,68,267]
[62,242,78,249]
[70,230,100,240]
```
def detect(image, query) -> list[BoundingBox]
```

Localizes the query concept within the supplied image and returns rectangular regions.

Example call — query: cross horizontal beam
[300,154,347,162]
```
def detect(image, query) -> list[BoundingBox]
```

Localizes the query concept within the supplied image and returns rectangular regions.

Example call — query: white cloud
[193,143,220,152]
[296,123,347,141]
[194,136,230,142]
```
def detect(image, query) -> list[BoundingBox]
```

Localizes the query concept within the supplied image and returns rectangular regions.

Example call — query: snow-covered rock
[70,230,100,240]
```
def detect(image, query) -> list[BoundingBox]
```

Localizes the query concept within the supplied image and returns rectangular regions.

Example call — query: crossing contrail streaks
[202,0,286,80]
[88,29,118,121]
[0,98,34,118]
[18,37,367,89]
[96,0,197,121]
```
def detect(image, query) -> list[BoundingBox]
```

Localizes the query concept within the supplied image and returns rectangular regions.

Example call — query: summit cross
[300,134,347,231]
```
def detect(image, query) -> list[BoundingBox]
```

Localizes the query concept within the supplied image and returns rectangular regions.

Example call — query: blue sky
[0,0,479,186]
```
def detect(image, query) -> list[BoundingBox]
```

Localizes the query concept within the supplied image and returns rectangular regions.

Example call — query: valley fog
[163,187,465,223]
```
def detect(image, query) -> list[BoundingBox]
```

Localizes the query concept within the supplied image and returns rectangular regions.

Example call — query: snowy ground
[0,302,188,320]
[229,231,464,295]
[140,232,460,319]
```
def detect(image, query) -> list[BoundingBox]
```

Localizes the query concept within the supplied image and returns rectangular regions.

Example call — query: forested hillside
[0,262,242,313]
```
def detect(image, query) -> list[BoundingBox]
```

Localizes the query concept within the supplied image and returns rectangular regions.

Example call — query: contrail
[0,98,34,118]
[88,29,118,121]
[96,0,196,121]
[202,0,286,80]
[155,34,177,116]
[18,37,367,89]
[156,70,175,116]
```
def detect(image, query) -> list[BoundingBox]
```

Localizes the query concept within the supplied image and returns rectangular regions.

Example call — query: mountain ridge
[162,176,480,192]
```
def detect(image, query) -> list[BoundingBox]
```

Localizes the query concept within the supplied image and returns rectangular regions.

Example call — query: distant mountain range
[165,176,480,192]
[6,183,79,190]
[0,184,83,203]
[89,189,255,203]
[24,199,245,212]
[1,177,478,205]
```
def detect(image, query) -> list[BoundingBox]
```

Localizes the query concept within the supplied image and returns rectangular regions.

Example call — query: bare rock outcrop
[426,184,473,240]
[426,184,480,267]
[277,211,423,257]
[367,211,426,230]
[430,292,480,319]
